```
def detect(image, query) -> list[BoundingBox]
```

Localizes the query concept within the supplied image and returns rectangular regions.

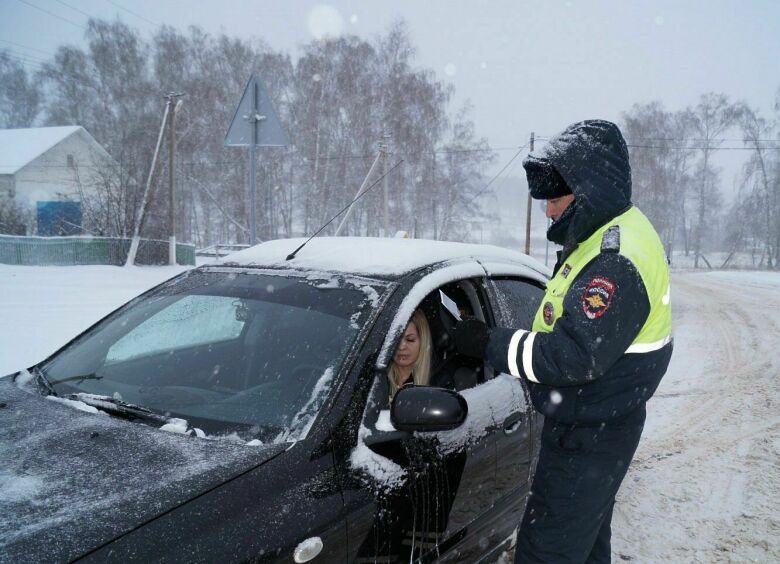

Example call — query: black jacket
[487,120,672,424]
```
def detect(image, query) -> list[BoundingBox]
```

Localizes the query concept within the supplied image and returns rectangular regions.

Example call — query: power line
[536,135,778,143]
[480,145,527,193]
[1,51,47,72]
[626,144,778,151]
[628,136,777,143]
[2,48,48,65]
[461,144,528,207]
[106,0,160,27]
[0,146,520,170]
[0,38,54,57]
[534,135,778,149]
[15,0,87,30]
[52,0,93,19]
[4,139,780,171]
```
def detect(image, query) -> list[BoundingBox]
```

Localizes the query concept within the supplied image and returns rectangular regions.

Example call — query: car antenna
[286,159,404,261]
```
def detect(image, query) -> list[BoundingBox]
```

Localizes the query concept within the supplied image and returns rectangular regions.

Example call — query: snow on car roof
[219,236,546,278]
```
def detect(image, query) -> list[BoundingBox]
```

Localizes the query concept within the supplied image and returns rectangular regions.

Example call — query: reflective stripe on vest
[531,206,672,353]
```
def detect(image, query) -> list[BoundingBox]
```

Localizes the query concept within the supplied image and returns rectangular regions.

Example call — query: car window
[383,278,493,400]
[40,270,385,443]
[489,277,545,330]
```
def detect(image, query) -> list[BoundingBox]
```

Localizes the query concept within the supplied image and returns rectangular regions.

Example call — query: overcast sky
[1,0,778,199]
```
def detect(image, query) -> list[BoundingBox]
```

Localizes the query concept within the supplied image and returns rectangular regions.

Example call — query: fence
[0,235,196,266]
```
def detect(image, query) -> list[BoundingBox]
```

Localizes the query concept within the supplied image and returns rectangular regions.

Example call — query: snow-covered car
[1,237,549,563]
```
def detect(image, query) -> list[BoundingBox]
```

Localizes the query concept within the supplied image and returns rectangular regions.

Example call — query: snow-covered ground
[613,270,780,562]
[1,264,778,561]
[0,264,189,376]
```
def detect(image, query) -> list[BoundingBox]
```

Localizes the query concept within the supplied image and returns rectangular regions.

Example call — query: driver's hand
[451,317,491,359]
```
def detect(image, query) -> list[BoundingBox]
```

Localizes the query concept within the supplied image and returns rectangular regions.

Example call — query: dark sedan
[0,237,549,563]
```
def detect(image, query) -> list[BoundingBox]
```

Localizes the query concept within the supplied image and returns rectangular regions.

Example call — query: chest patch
[542,301,555,325]
[561,263,572,278]
[582,277,615,319]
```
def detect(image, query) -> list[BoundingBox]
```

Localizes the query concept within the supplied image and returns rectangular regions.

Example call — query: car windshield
[40,269,383,443]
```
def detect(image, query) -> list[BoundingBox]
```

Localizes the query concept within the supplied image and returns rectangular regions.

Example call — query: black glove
[451,317,491,359]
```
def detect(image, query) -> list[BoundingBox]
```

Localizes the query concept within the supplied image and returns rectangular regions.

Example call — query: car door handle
[503,413,525,435]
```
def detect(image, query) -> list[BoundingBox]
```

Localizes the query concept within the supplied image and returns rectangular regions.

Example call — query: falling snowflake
[307,5,344,40]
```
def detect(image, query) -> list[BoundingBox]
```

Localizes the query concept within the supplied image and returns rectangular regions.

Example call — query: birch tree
[0,50,40,128]
[688,93,738,268]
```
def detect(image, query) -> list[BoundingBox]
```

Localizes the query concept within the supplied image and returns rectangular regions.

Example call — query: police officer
[453,120,673,563]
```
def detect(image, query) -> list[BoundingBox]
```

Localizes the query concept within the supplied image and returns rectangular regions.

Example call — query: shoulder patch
[582,277,615,319]
[601,225,620,253]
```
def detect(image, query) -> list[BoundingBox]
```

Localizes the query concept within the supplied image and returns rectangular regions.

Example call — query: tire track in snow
[612,271,780,563]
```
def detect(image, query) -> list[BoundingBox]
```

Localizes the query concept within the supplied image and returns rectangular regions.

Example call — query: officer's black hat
[523,155,572,200]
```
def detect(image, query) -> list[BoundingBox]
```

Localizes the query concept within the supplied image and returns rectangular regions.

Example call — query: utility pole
[381,132,390,237]
[249,80,259,245]
[524,131,534,255]
[165,91,184,265]
[124,99,170,267]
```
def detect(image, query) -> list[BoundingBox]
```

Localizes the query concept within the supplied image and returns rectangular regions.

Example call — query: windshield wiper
[32,367,57,396]
[53,373,104,385]
[66,393,169,425]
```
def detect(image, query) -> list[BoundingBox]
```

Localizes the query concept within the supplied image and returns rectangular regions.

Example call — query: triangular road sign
[224,74,289,147]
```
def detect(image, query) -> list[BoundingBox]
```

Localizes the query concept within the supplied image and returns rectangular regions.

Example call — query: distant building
[0,126,116,235]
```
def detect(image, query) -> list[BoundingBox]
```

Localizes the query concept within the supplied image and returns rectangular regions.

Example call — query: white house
[0,126,117,235]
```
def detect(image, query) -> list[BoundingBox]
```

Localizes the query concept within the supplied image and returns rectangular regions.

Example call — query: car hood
[0,376,287,562]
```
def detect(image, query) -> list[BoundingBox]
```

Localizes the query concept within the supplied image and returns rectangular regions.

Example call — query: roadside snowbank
[0,264,188,375]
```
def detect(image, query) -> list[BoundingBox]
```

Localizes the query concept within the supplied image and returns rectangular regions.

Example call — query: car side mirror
[390,385,468,432]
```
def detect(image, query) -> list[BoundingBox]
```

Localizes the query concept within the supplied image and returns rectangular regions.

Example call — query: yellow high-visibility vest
[532,206,672,353]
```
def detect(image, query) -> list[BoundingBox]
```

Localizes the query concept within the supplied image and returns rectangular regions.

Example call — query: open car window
[488,277,545,330]
[379,277,493,405]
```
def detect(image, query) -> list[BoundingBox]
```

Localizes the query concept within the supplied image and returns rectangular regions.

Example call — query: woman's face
[394,321,421,369]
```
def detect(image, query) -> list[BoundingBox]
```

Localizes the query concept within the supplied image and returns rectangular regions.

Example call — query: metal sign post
[225,75,289,245]
[524,131,534,256]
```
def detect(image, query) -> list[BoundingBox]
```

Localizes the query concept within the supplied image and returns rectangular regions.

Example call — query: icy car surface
[0,237,548,563]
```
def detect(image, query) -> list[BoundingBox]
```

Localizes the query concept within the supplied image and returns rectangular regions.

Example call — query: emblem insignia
[542,301,555,325]
[582,277,615,319]
[561,264,572,278]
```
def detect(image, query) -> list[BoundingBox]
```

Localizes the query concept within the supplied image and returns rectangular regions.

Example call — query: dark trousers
[515,406,646,563]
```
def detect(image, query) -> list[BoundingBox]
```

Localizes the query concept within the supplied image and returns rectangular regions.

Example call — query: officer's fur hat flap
[523,156,572,200]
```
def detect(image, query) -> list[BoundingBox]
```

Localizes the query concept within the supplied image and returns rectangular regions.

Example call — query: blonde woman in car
[388,309,432,398]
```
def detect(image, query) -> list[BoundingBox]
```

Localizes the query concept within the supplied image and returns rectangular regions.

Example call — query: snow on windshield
[35,270,385,446]
[275,367,335,443]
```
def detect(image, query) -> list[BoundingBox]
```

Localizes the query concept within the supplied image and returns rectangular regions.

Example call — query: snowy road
[613,271,780,563]
[1,266,778,561]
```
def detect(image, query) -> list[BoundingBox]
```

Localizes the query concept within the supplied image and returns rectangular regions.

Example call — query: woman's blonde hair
[388,309,432,398]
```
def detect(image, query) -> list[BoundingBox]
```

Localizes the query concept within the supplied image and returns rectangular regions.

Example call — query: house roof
[0,126,84,175]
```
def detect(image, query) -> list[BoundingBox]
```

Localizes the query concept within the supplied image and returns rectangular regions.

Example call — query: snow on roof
[219,236,547,278]
[0,126,83,175]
